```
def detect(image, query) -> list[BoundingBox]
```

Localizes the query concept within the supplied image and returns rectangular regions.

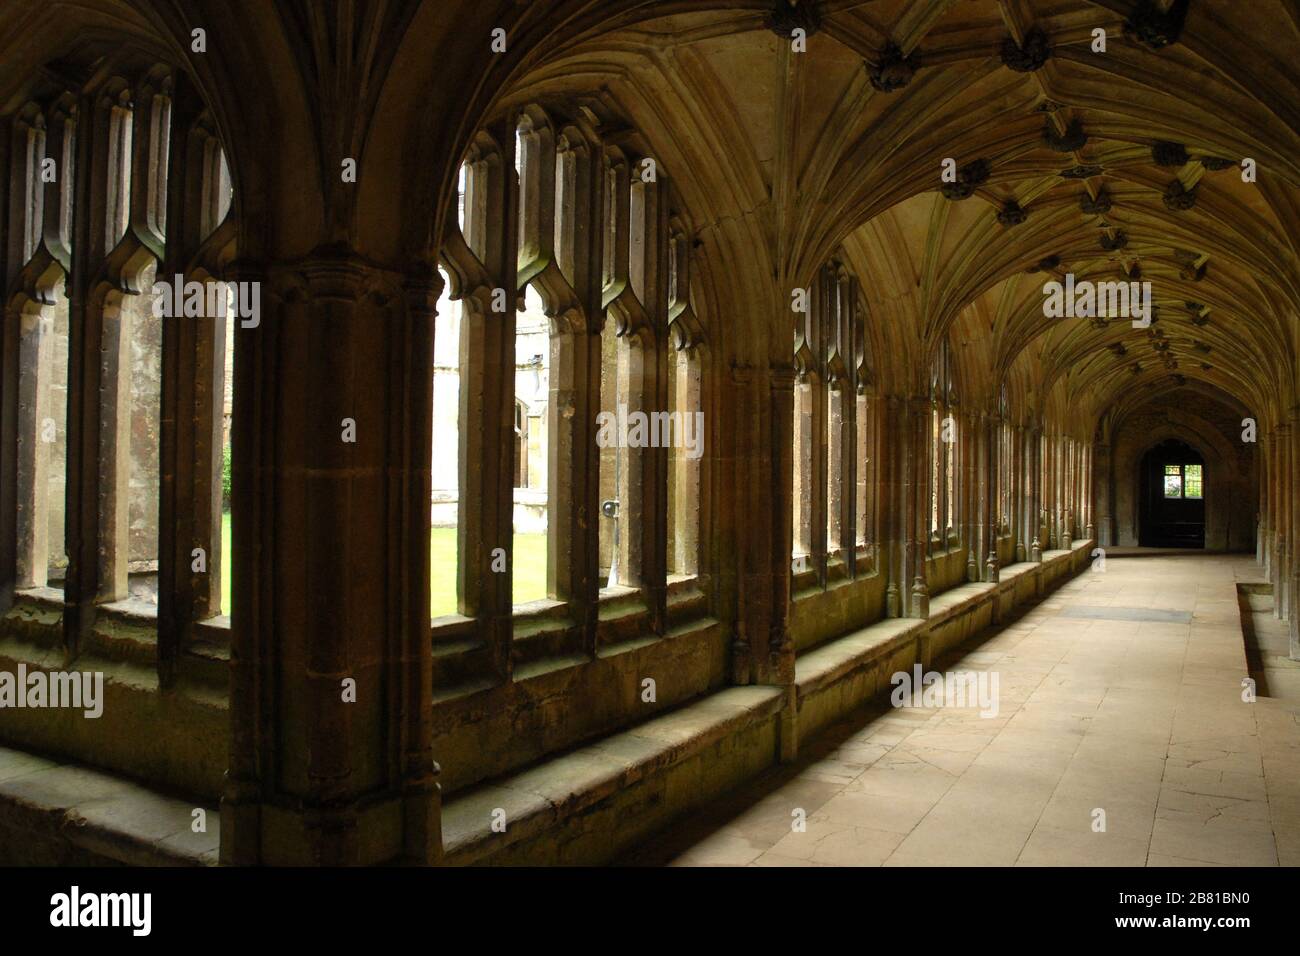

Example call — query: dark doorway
[1139,439,1205,548]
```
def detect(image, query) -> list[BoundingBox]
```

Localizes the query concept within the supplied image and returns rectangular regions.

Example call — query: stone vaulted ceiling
[498,0,1300,438]
[2,0,1297,439]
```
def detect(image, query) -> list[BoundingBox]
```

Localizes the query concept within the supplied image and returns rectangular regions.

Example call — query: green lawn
[431,528,549,616]
[218,515,547,618]
[221,511,232,615]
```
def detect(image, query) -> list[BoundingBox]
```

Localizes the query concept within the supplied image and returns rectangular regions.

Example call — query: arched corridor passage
[0,0,1297,874]
[623,554,1299,867]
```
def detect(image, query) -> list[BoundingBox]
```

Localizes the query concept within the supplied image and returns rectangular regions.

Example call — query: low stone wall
[0,598,227,800]
[794,541,1093,750]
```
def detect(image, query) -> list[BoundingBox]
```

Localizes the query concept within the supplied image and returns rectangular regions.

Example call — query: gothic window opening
[790,261,868,577]
[930,338,955,551]
[512,117,556,606]
[13,100,73,593]
[667,231,701,579]
[855,304,875,556]
[431,261,463,619]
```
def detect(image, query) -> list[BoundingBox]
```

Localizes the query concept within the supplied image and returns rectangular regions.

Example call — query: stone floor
[622,554,1300,867]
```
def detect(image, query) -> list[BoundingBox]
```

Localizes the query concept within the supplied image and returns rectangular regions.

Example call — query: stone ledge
[0,743,218,866]
[441,684,783,865]
[792,542,1091,747]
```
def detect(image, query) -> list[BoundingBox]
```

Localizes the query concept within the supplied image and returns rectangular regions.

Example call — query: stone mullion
[1032,427,1043,555]
[1083,443,1093,539]
[833,273,854,570]
[642,179,670,630]
[840,384,856,572]
[63,89,109,658]
[95,289,130,602]
[1007,424,1017,561]
[825,384,843,554]
[955,409,966,568]
[1074,441,1082,537]
[864,391,881,562]
[1083,441,1091,536]
[1013,426,1024,554]
[1074,440,1083,538]
[909,396,929,616]
[1013,425,1026,562]
[1040,429,1049,552]
[0,116,16,607]
[157,75,211,680]
[1042,430,1052,549]
[984,413,999,581]
[89,87,136,605]
[883,395,902,617]
[809,274,829,585]
[1061,437,1070,542]
[1062,438,1071,541]
[972,411,984,567]
[1030,426,1043,560]
[13,300,54,589]
[551,134,602,644]
[460,120,516,677]
[962,409,975,549]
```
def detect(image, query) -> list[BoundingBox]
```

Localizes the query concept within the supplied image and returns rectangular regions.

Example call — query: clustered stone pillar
[221,254,440,866]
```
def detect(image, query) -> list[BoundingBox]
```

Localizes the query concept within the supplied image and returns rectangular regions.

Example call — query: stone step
[0,744,219,866]
[441,684,785,865]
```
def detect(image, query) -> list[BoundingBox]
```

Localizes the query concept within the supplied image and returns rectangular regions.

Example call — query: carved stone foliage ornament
[1001,28,1051,72]
[1163,179,1198,211]
[1100,230,1128,252]
[1125,0,1190,49]
[765,0,821,37]
[1060,164,1103,179]
[997,200,1028,226]
[1152,141,1190,167]
[941,158,991,200]
[1043,118,1087,152]
[1080,190,1112,215]
[870,42,918,92]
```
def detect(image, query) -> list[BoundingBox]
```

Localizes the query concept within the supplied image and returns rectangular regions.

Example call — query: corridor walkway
[624,555,1300,866]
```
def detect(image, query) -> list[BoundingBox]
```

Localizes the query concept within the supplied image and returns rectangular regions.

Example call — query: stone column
[220,254,440,866]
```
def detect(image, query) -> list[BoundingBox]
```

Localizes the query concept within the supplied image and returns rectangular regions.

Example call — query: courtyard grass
[217,514,548,618]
